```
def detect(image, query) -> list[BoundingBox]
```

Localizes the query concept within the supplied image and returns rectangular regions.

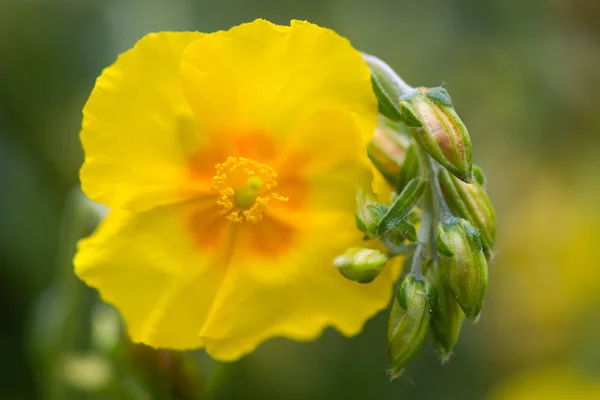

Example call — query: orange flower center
[211,156,288,224]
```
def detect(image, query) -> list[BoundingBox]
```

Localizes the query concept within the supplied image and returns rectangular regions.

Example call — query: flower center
[211,157,288,224]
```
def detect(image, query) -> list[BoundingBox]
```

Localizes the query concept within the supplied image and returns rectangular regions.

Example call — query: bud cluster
[336,54,497,376]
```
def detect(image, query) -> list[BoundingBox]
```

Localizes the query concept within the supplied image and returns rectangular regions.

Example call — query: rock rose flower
[75,19,400,360]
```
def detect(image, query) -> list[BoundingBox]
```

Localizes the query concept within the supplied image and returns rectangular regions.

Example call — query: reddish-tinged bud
[400,87,473,183]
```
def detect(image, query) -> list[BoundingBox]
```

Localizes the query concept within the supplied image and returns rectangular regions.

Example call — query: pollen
[211,157,288,224]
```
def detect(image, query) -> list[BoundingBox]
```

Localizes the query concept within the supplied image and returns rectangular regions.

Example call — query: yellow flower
[74,19,400,360]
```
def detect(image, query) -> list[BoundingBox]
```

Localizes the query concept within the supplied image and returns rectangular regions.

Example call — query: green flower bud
[367,117,411,188]
[388,275,436,378]
[436,219,488,322]
[424,261,465,362]
[355,190,387,239]
[438,168,496,258]
[334,247,388,284]
[399,87,473,183]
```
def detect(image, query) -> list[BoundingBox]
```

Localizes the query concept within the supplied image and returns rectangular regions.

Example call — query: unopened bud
[425,261,465,362]
[436,219,488,322]
[438,168,496,258]
[334,247,388,284]
[355,190,387,239]
[367,117,411,188]
[399,87,473,183]
[388,275,436,378]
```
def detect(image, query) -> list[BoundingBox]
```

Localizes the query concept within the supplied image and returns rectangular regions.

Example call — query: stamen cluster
[211,156,287,224]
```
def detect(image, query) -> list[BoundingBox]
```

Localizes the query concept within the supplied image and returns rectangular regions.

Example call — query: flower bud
[334,247,388,284]
[355,189,387,239]
[367,117,411,188]
[388,275,436,378]
[399,87,473,183]
[436,219,488,322]
[438,168,496,258]
[424,261,465,362]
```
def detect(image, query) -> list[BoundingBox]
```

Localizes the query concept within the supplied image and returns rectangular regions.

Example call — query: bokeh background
[2,0,600,399]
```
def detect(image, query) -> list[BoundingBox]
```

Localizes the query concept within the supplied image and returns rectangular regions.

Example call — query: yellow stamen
[211,157,288,224]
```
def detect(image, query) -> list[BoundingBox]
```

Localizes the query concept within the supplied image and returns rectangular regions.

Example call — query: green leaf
[367,204,388,220]
[371,73,403,121]
[355,213,368,233]
[363,54,407,121]
[377,178,426,237]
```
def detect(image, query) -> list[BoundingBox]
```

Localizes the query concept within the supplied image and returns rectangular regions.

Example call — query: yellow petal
[372,165,395,203]
[196,111,398,360]
[80,32,206,212]
[270,108,372,214]
[74,201,226,349]
[180,19,377,144]
[198,210,400,360]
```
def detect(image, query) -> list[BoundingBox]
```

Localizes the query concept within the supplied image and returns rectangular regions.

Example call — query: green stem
[387,243,419,258]
[410,186,432,278]
[409,140,435,277]
[418,152,452,222]
[412,143,455,270]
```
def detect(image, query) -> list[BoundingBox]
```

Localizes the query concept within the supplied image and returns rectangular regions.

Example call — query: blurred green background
[2,0,600,399]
